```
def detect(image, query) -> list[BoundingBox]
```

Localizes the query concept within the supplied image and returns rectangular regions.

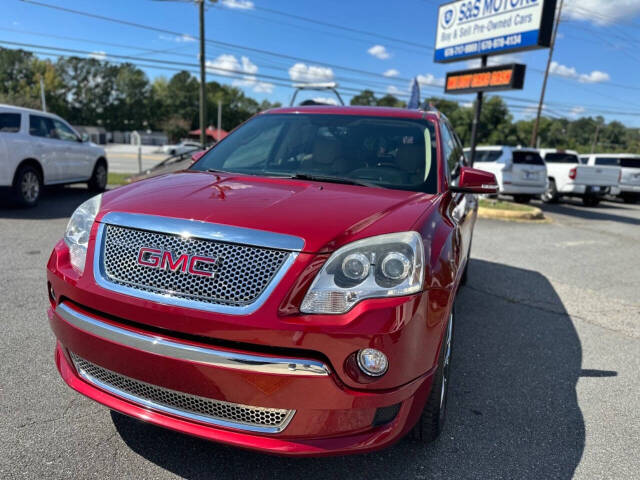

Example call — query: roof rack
[289,82,345,106]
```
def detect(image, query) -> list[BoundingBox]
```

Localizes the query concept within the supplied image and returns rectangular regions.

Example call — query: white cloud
[387,85,405,95]
[312,97,339,105]
[417,73,445,87]
[570,106,586,117]
[159,34,196,43]
[550,61,610,83]
[367,45,391,60]
[579,70,610,83]
[564,0,640,26]
[220,0,254,10]
[383,69,400,77]
[206,54,273,93]
[288,63,334,83]
[89,51,107,61]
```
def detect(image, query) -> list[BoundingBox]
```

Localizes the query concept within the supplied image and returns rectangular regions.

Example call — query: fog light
[357,348,388,377]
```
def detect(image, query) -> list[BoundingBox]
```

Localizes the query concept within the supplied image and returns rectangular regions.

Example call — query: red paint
[455,167,500,194]
[47,106,482,456]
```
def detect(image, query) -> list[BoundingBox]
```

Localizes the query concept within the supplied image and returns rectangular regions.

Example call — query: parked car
[161,140,201,156]
[0,104,108,207]
[464,146,547,203]
[538,149,620,207]
[126,149,206,183]
[580,154,640,203]
[47,106,497,456]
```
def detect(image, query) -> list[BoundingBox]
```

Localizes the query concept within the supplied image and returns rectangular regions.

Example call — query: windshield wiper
[286,173,381,188]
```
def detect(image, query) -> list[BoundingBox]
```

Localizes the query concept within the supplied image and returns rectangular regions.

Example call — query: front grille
[71,353,294,432]
[101,224,291,307]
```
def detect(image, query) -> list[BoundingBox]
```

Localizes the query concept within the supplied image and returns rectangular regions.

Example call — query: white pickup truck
[539,149,620,207]
[0,104,108,207]
[580,154,640,204]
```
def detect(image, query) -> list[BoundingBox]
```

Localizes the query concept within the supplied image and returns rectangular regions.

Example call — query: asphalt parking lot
[1,189,638,480]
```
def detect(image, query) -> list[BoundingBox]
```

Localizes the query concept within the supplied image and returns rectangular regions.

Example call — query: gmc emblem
[137,247,218,278]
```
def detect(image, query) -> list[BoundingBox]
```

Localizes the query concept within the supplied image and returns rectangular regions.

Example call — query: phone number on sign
[444,34,523,58]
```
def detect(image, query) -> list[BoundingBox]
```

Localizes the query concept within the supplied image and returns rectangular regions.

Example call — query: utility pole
[40,77,46,112]
[198,0,207,148]
[468,55,487,167]
[531,0,564,147]
[591,121,602,153]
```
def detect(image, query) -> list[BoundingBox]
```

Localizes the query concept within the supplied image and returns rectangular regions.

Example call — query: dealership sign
[445,63,526,94]
[435,0,557,63]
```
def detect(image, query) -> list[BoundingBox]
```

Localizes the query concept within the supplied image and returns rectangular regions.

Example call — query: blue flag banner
[408,78,420,109]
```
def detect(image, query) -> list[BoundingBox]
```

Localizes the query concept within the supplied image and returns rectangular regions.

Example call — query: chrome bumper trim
[71,353,295,434]
[56,303,330,376]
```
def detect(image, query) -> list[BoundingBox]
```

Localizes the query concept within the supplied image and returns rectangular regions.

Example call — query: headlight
[300,232,424,314]
[64,194,102,274]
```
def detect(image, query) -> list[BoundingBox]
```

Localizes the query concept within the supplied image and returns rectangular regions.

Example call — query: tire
[412,306,454,443]
[88,160,108,192]
[12,164,42,207]
[622,194,638,204]
[582,196,600,207]
[541,179,559,203]
[513,195,531,204]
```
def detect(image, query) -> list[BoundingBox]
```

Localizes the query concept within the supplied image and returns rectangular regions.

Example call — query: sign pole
[468,55,487,167]
[531,0,564,147]
[198,0,207,149]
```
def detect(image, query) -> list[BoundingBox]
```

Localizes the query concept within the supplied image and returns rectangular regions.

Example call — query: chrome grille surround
[71,353,295,433]
[93,212,303,315]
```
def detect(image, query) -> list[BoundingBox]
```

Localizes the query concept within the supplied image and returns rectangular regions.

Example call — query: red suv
[47,106,497,456]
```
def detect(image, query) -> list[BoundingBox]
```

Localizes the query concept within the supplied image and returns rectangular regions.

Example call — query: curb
[477,206,548,222]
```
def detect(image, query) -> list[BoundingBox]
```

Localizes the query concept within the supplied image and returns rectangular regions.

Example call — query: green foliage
[1,48,637,153]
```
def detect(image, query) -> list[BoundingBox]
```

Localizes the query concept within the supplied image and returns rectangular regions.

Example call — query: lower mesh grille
[71,353,294,433]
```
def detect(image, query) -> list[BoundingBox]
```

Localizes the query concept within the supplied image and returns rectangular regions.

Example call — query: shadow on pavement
[0,186,96,220]
[537,201,640,226]
[111,259,585,479]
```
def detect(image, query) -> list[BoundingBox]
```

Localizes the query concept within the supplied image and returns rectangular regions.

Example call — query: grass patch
[107,172,131,186]
[479,198,536,212]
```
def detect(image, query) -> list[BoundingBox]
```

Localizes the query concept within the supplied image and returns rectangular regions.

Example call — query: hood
[100,171,438,253]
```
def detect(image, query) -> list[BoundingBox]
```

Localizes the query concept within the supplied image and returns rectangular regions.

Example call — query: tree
[350,89,377,106]
[376,94,406,108]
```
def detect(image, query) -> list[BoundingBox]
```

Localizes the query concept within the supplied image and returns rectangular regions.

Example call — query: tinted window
[544,153,579,164]
[0,113,21,133]
[440,122,462,181]
[513,151,545,165]
[620,158,640,168]
[52,119,79,142]
[193,114,438,193]
[593,157,619,166]
[29,115,55,138]
[474,150,502,163]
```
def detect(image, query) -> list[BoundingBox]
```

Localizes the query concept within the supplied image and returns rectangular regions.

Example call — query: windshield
[513,151,544,165]
[544,153,579,164]
[191,114,438,193]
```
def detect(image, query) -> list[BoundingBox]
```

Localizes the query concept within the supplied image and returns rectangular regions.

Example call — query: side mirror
[450,167,499,194]
[191,150,206,163]
[80,133,90,143]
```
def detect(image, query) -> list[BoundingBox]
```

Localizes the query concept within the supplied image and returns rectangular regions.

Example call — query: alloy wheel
[21,171,40,203]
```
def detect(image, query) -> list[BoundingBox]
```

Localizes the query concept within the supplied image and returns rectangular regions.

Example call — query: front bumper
[49,302,435,456]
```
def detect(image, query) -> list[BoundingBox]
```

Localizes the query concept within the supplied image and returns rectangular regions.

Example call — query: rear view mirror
[450,167,498,194]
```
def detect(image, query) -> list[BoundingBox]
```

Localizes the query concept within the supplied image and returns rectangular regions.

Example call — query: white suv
[0,104,108,207]
[464,146,547,203]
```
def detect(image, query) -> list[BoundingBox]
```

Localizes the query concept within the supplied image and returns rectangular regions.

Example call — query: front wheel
[412,307,454,443]
[622,194,638,204]
[88,160,108,192]
[12,165,42,207]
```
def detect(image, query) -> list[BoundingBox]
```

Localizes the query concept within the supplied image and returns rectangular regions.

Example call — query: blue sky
[4,0,640,126]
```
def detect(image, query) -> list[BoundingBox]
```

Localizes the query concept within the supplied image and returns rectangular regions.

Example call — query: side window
[441,121,463,182]
[29,115,55,138]
[0,113,21,133]
[52,119,79,143]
